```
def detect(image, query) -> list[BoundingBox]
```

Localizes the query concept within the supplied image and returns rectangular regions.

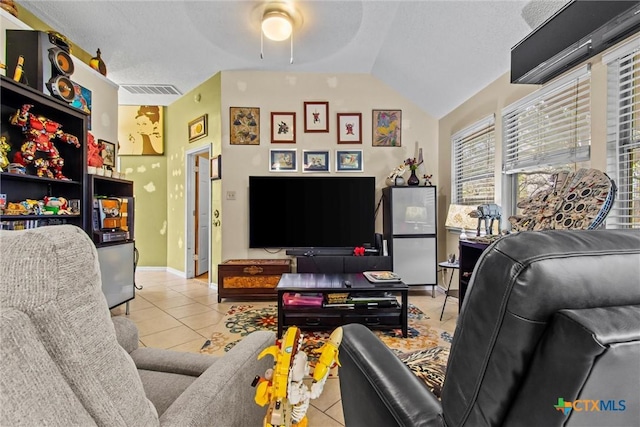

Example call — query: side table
[438,261,459,320]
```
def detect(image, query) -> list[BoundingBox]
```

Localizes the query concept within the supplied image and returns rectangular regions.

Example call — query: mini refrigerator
[97,242,135,309]
[382,186,437,288]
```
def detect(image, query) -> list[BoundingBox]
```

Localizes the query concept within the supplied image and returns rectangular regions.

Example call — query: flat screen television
[249,176,375,249]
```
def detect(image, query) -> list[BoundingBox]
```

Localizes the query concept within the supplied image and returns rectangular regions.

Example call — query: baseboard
[166,266,186,278]
[136,266,166,272]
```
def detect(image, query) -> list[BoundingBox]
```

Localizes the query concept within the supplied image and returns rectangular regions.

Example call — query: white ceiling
[18,0,568,118]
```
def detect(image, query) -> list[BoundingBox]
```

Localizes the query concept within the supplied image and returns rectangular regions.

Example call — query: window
[502,65,591,217]
[605,37,640,229]
[451,115,495,205]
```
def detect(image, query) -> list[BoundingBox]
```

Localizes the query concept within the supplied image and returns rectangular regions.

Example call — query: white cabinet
[382,186,437,289]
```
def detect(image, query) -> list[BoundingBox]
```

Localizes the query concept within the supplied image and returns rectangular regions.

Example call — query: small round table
[438,261,459,321]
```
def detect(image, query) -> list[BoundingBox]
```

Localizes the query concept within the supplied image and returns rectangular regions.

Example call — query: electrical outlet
[226,190,236,200]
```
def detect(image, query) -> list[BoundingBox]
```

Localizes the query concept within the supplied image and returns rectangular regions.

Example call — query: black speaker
[374,233,384,255]
[6,30,75,103]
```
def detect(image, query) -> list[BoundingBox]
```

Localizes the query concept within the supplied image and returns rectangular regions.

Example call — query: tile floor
[111,270,460,427]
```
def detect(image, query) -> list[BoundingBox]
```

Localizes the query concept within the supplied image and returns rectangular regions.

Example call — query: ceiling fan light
[262,11,293,41]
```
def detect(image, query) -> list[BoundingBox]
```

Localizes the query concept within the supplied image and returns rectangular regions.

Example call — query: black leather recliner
[339,229,640,427]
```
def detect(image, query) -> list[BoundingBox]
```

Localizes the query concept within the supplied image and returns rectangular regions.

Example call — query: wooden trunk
[217,259,291,302]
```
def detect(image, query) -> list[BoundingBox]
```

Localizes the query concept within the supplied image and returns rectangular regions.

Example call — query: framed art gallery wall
[217,71,438,262]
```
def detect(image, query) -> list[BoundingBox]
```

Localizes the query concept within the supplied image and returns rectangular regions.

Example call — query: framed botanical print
[337,113,362,144]
[230,107,260,145]
[336,149,363,172]
[271,112,296,143]
[372,109,402,147]
[304,101,329,133]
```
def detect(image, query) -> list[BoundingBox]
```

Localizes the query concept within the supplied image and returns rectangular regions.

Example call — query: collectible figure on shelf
[253,326,343,427]
[0,136,10,171]
[87,131,104,169]
[9,104,80,179]
[469,203,502,236]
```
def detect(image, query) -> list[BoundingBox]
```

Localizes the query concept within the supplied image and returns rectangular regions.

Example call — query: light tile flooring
[111,270,460,427]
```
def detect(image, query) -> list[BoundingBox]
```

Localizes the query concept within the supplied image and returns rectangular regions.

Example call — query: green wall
[165,73,222,273]
[119,152,168,267]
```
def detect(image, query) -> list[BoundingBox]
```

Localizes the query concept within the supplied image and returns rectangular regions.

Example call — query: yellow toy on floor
[252,326,343,427]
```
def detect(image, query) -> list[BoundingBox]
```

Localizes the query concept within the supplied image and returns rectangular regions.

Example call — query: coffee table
[276,273,409,338]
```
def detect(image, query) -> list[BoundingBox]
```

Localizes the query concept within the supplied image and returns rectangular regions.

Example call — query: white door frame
[185,145,212,281]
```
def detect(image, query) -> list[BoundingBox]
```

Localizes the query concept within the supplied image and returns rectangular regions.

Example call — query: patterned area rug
[200,303,452,397]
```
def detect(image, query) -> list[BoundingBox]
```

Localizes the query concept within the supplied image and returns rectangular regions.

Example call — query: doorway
[185,145,211,280]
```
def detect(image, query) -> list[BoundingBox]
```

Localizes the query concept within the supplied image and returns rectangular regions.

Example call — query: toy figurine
[0,136,10,171]
[9,104,80,179]
[87,131,104,168]
[253,326,343,427]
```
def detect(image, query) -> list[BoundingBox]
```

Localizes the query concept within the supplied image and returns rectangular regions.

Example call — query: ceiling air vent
[120,84,182,95]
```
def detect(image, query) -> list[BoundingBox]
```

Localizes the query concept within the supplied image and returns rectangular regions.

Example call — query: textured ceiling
[18,0,568,118]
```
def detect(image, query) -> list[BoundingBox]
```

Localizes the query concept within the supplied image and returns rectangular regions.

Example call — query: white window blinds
[502,66,591,174]
[604,37,640,229]
[451,115,495,205]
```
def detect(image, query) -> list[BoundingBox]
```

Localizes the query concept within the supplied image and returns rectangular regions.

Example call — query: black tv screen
[249,176,375,248]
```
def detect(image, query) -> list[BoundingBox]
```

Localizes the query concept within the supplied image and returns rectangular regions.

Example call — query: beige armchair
[0,225,275,426]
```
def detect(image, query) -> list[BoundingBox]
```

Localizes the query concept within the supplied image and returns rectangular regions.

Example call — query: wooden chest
[217,259,291,302]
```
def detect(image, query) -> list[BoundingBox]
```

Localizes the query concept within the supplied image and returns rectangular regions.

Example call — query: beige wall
[219,71,438,261]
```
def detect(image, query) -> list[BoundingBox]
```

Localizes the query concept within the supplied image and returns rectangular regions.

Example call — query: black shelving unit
[1,75,136,311]
[1,75,87,230]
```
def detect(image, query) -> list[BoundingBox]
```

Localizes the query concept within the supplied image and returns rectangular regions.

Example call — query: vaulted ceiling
[18,0,568,118]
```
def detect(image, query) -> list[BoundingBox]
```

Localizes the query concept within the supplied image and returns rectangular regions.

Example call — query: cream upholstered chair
[0,225,275,426]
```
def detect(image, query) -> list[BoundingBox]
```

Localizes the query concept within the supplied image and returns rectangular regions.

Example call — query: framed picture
[117,105,164,155]
[304,101,329,133]
[270,149,297,172]
[188,114,208,142]
[336,149,363,172]
[337,113,362,144]
[211,154,221,180]
[372,109,402,147]
[71,83,92,130]
[303,150,330,173]
[100,140,116,167]
[271,112,296,143]
[230,107,260,145]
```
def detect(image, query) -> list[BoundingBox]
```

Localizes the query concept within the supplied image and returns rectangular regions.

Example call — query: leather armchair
[339,229,640,427]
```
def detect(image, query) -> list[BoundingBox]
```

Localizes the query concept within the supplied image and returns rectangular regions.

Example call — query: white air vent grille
[121,84,182,95]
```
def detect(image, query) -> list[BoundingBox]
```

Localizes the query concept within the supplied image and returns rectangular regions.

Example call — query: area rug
[200,303,453,397]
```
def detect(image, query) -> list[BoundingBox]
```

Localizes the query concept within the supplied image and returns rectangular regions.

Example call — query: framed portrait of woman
[118,105,164,155]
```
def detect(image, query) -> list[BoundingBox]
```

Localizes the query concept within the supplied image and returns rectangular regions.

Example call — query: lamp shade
[262,11,293,41]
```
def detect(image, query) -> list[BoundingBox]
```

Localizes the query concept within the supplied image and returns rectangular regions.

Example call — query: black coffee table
[276,273,409,338]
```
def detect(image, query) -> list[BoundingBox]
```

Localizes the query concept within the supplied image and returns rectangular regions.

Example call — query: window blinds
[502,65,591,174]
[604,37,640,229]
[451,114,495,205]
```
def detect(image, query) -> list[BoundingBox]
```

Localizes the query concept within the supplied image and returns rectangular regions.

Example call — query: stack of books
[322,292,398,308]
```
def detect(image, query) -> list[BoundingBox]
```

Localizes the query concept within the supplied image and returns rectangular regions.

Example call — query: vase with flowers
[404,157,422,186]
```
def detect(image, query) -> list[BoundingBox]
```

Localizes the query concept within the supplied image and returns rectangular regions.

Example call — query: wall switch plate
[226,190,236,200]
